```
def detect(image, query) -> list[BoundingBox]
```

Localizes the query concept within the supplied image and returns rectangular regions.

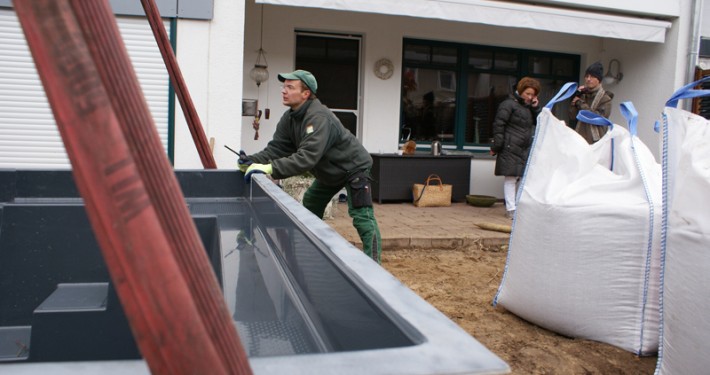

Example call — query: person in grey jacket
[242,70,382,263]
[490,77,541,219]
[569,61,614,144]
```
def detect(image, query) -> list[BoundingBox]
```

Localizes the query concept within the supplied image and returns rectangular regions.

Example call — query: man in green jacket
[242,70,382,263]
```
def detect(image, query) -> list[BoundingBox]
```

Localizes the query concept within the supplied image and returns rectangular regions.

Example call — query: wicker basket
[412,174,452,207]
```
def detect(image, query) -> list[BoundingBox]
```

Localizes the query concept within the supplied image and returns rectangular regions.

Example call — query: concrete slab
[325,201,511,250]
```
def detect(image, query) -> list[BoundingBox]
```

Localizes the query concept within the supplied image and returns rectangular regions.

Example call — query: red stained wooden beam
[67,0,252,373]
[139,0,217,169]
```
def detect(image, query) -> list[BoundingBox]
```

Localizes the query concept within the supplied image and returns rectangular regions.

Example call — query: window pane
[528,55,551,75]
[401,68,456,142]
[465,73,516,144]
[438,71,456,91]
[296,35,359,111]
[334,111,357,136]
[311,61,358,109]
[432,46,457,66]
[327,38,359,63]
[494,52,518,71]
[296,36,327,60]
[400,39,579,149]
[537,78,572,125]
[552,58,574,77]
[468,50,493,69]
[404,44,430,63]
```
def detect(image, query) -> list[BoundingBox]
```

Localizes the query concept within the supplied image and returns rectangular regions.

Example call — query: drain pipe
[684,0,703,111]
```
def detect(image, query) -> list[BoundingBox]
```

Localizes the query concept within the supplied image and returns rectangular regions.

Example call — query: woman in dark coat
[490,77,541,219]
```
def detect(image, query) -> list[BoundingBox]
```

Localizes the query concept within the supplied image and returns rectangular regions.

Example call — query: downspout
[684,0,703,111]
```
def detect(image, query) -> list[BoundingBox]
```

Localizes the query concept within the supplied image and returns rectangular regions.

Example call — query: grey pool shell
[0,170,509,375]
[244,175,509,375]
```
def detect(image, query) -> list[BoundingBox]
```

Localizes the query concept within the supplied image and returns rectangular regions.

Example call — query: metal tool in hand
[223,144,240,156]
[225,145,253,172]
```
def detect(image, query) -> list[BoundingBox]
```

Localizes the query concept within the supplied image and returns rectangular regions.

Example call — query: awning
[255,0,672,43]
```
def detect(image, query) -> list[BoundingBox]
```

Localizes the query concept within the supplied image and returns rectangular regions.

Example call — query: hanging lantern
[249,48,269,87]
[250,4,269,87]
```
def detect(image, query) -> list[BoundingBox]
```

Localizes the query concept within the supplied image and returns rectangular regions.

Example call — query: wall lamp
[603,58,623,85]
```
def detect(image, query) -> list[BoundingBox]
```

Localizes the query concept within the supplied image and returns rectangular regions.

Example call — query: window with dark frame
[692,67,710,120]
[400,39,580,150]
[295,33,361,136]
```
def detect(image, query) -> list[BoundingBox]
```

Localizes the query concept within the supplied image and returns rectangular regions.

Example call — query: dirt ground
[381,245,658,375]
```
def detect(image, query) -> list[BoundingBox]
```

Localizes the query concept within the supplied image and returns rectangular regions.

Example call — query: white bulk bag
[494,84,662,356]
[656,78,710,375]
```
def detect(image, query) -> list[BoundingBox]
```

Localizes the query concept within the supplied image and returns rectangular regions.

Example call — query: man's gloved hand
[244,163,273,183]
[238,150,252,173]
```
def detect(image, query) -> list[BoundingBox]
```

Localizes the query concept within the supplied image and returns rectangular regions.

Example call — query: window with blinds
[0,10,171,169]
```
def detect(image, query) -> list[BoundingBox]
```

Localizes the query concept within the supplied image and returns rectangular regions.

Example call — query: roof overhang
[255,0,672,43]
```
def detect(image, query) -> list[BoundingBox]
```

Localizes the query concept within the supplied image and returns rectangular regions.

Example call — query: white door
[295,32,362,138]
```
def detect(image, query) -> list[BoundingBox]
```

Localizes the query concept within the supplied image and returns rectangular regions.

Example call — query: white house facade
[238,0,705,196]
[1,0,708,198]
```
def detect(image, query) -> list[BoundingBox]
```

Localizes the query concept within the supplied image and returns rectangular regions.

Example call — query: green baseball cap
[278,70,318,94]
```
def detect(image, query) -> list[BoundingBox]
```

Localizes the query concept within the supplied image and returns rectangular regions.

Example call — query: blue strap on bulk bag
[545,82,578,109]
[576,110,615,170]
[656,76,710,132]
[665,76,710,108]
[576,110,614,128]
[620,102,639,137]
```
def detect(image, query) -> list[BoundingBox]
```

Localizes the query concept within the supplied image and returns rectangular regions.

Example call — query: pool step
[28,282,139,362]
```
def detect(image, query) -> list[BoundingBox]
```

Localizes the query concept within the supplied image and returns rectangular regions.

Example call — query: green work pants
[302,178,382,263]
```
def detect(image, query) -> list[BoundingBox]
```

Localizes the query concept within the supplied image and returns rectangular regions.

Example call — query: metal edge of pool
[244,175,509,375]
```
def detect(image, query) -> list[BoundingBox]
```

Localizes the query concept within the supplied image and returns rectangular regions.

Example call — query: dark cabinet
[370,153,471,203]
